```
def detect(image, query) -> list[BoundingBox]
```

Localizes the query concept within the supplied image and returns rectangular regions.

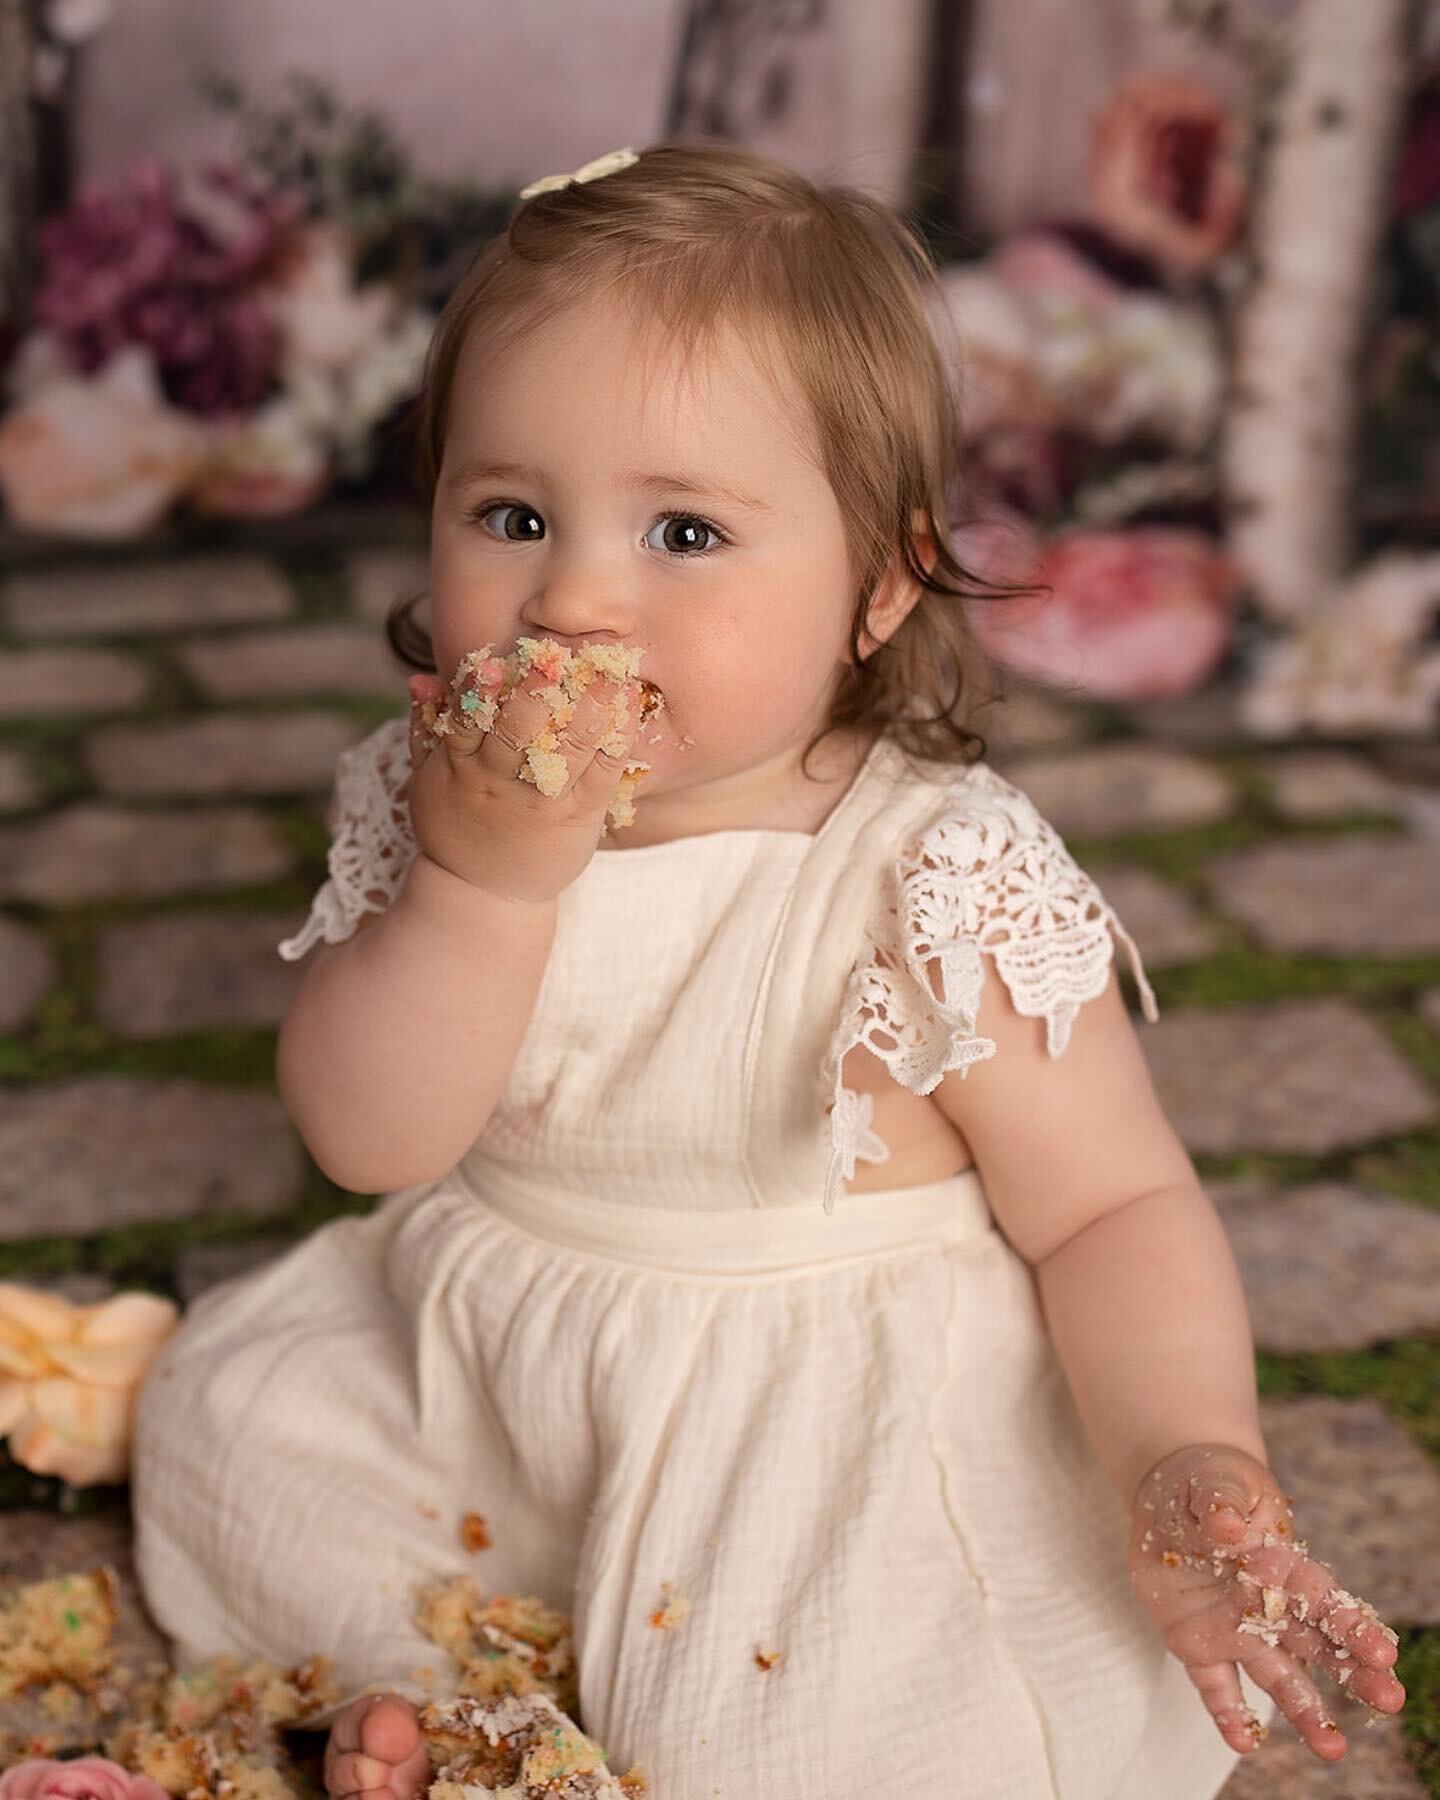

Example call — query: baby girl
[131,142,1405,1800]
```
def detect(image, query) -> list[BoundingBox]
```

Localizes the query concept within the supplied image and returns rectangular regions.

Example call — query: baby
[132,142,1405,1800]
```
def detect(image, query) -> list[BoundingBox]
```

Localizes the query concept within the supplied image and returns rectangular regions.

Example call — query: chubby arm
[922,912,1405,1759]
[928,959,1264,1507]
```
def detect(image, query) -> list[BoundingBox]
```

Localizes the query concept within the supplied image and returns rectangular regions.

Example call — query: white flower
[282,306,434,479]
[1242,551,1440,737]
[46,0,113,43]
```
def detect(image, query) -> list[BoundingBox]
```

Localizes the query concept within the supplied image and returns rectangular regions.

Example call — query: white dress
[131,718,1270,1798]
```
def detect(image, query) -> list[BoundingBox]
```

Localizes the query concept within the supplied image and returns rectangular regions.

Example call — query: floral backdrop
[0,0,1438,732]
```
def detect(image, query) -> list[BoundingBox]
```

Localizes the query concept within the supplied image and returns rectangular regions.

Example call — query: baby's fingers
[1184,1661,1267,1755]
[1240,1643,1348,1761]
[1247,1550,1404,1699]
[406,673,448,770]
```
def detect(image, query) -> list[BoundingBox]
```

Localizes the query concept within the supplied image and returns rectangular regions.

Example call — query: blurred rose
[970,527,1238,700]
[0,1760,166,1800]
[0,1281,180,1485]
[264,220,399,374]
[1090,75,1247,279]
[193,394,333,518]
[0,346,206,539]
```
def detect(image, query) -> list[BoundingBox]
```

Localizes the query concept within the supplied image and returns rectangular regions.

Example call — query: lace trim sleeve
[821,764,1159,1212]
[277,715,417,962]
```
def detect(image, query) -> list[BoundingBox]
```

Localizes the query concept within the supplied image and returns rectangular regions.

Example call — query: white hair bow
[519,147,640,201]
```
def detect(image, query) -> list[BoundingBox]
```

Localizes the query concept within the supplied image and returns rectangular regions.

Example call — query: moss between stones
[1256,1339,1440,1460]
[0,1168,376,1295]
[1396,1628,1440,1795]
[1151,954,1440,1011]
[1380,1012,1440,1094]
[1353,1128,1440,1211]
[1193,1148,1355,1187]
[282,553,356,620]
[1074,810,1411,892]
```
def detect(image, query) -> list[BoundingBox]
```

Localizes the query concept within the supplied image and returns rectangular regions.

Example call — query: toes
[329,1751,392,1798]
[360,1693,423,1764]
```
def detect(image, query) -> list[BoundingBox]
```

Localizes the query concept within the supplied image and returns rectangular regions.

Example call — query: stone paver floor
[0,545,1437,1793]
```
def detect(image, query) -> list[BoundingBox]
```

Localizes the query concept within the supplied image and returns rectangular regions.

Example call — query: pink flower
[0,1758,167,1800]
[32,158,296,416]
[969,527,1239,701]
[988,231,1128,312]
[1090,75,1247,280]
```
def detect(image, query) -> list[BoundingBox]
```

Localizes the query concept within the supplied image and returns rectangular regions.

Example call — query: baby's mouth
[635,679,665,723]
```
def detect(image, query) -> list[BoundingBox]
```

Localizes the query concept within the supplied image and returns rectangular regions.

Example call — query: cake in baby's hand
[421,1691,647,1798]
[416,637,665,833]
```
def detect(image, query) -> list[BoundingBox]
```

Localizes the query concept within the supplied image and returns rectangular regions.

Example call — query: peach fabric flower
[0,1282,179,1486]
[970,526,1239,701]
[1090,74,1247,280]
[0,345,206,539]
[0,1758,167,1800]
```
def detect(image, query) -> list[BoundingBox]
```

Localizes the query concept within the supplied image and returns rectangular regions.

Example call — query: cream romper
[131,717,1270,1798]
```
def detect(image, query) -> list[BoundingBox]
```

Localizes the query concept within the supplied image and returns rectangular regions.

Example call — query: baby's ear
[857,511,934,657]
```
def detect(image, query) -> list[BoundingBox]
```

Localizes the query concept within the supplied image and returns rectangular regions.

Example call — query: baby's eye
[643,513,727,558]
[471,501,544,542]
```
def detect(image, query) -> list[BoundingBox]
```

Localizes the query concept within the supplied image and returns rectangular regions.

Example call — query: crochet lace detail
[277,716,416,961]
[821,764,1159,1213]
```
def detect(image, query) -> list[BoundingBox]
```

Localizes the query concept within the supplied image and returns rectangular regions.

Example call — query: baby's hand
[403,657,642,906]
[1128,1442,1405,1763]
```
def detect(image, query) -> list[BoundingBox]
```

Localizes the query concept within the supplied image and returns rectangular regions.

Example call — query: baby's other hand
[324,1691,429,1800]
[1128,1442,1405,1763]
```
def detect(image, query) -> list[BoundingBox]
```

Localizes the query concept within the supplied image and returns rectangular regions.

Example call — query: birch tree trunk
[1223,0,1419,623]
[0,0,37,335]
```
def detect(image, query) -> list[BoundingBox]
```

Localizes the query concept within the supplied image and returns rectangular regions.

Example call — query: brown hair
[386,138,1027,776]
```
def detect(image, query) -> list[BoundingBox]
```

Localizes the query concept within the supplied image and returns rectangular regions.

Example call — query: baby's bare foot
[324,1691,429,1800]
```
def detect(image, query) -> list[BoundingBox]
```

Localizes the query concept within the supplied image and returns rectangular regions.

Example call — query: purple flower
[32,159,301,416]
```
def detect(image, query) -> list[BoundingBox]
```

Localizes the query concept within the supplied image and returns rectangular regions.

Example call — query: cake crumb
[753,1648,780,1672]
[647,1584,690,1631]
[459,1511,492,1553]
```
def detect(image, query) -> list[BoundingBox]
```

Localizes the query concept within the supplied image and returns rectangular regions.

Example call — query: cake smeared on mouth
[416,637,666,831]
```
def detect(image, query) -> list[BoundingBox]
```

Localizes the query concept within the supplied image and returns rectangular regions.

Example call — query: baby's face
[428,289,860,833]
